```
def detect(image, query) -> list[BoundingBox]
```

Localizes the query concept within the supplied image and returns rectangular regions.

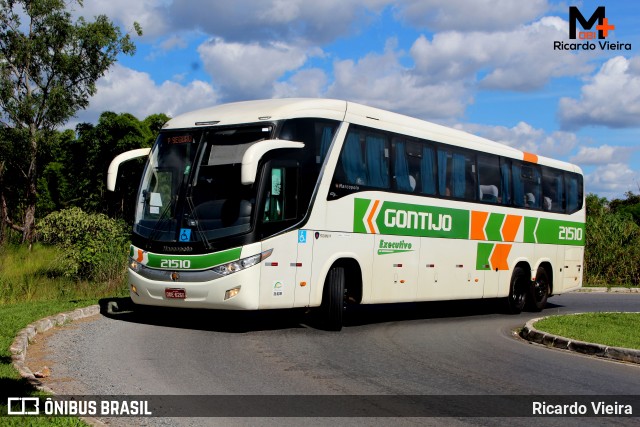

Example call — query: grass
[534,312,640,350]
[0,243,128,424]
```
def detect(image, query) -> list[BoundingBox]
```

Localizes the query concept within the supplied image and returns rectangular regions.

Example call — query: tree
[0,0,141,244]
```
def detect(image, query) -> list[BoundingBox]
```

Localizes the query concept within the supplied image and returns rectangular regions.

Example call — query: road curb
[521,314,640,364]
[9,304,107,426]
[572,287,640,293]
[10,304,101,393]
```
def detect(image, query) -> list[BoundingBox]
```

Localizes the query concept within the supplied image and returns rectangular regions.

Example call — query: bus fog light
[225,286,241,300]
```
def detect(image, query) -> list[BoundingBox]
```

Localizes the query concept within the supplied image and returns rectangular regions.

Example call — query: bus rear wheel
[506,266,528,314]
[320,266,346,331]
[527,266,549,312]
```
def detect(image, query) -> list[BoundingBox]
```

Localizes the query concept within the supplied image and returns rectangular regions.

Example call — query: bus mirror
[241,140,304,185]
[107,148,151,191]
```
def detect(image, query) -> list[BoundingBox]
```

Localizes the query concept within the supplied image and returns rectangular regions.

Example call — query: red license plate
[165,288,186,299]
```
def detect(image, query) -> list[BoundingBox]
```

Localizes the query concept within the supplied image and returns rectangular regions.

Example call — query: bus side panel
[371,234,419,303]
[418,238,483,301]
[308,232,374,307]
[560,246,584,293]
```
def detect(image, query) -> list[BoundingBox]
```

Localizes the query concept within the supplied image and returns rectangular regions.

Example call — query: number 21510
[559,226,583,241]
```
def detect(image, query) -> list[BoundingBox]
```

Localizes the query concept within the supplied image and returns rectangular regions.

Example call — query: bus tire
[527,266,549,312]
[320,266,345,331]
[506,266,528,314]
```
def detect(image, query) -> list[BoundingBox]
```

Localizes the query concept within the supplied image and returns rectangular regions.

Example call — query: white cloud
[160,34,189,51]
[69,64,217,128]
[558,56,640,130]
[325,41,470,120]
[167,0,386,44]
[273,68,329,98]
[197,38,315,101]
[73,0,170,38]
[394,0,549,31]
[455,121,579,158]
[585,163,640,197]
[570,145,639,165]
[409,17,595,91]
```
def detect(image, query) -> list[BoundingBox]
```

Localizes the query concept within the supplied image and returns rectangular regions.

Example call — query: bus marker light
[266,262,278,267]
[393,264,402,268]
[130,284,139,296]
[300,281,307,287]
[225,286,241,300]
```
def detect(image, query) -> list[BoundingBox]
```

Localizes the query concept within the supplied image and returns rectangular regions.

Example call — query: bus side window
[263,166,298,223]
[477,154,500,203]
[542,169,565,212]
[566,173,583,213]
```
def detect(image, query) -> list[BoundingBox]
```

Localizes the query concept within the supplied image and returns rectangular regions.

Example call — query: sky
[67,0,640,200]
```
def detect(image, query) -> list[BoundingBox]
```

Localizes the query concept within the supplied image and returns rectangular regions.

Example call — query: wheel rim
[512,279,526,307]
[533,278,548,303]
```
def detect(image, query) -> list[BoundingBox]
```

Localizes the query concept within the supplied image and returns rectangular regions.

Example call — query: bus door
[258,162,301,309]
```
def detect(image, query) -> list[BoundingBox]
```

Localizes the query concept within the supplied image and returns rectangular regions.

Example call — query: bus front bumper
[127,265,261,310]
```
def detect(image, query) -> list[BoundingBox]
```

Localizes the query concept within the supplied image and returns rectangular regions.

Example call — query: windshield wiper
[184,195,212,250]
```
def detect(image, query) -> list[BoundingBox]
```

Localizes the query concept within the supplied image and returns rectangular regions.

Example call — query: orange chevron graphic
[490,243,512,270]
[471,210,489,240]
[367,199,380,234]
[501,215,522,242]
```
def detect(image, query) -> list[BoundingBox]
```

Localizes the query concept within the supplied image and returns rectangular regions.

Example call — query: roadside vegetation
[583,193,640,287]
[534,313,640,350]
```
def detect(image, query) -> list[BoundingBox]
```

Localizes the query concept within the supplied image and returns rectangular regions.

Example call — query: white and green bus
[107,99,584,330]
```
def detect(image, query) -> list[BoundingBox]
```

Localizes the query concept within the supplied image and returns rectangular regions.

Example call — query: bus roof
[163,98,582,175]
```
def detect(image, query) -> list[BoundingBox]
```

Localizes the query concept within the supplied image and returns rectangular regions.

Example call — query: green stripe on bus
[353,198,584,247]
[485,213,504,242]
[524,217,538,243]
[476,243,493,270]
[354,198,370,234]
[524,218,585,245]
[145,247,242,270]
[369,200,469,239]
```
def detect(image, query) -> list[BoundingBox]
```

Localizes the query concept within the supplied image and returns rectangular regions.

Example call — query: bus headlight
[212,249,273,276]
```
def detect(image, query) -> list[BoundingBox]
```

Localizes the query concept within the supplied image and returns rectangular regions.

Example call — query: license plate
[165,288,186,299]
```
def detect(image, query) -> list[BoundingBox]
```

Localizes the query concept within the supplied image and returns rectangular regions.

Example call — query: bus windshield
[134,125,273,243]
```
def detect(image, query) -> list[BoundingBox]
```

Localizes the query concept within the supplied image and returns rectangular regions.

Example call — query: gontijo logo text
[554,6,632,51]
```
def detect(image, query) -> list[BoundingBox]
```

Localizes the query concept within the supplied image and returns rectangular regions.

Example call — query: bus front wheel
[506,266,528,314]
[320,266,345,331]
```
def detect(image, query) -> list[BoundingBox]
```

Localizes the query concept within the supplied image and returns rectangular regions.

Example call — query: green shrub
[584,194,640,287]
[37,207,129,281]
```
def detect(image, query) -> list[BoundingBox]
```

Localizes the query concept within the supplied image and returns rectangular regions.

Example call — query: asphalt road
[38,292,640,426]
